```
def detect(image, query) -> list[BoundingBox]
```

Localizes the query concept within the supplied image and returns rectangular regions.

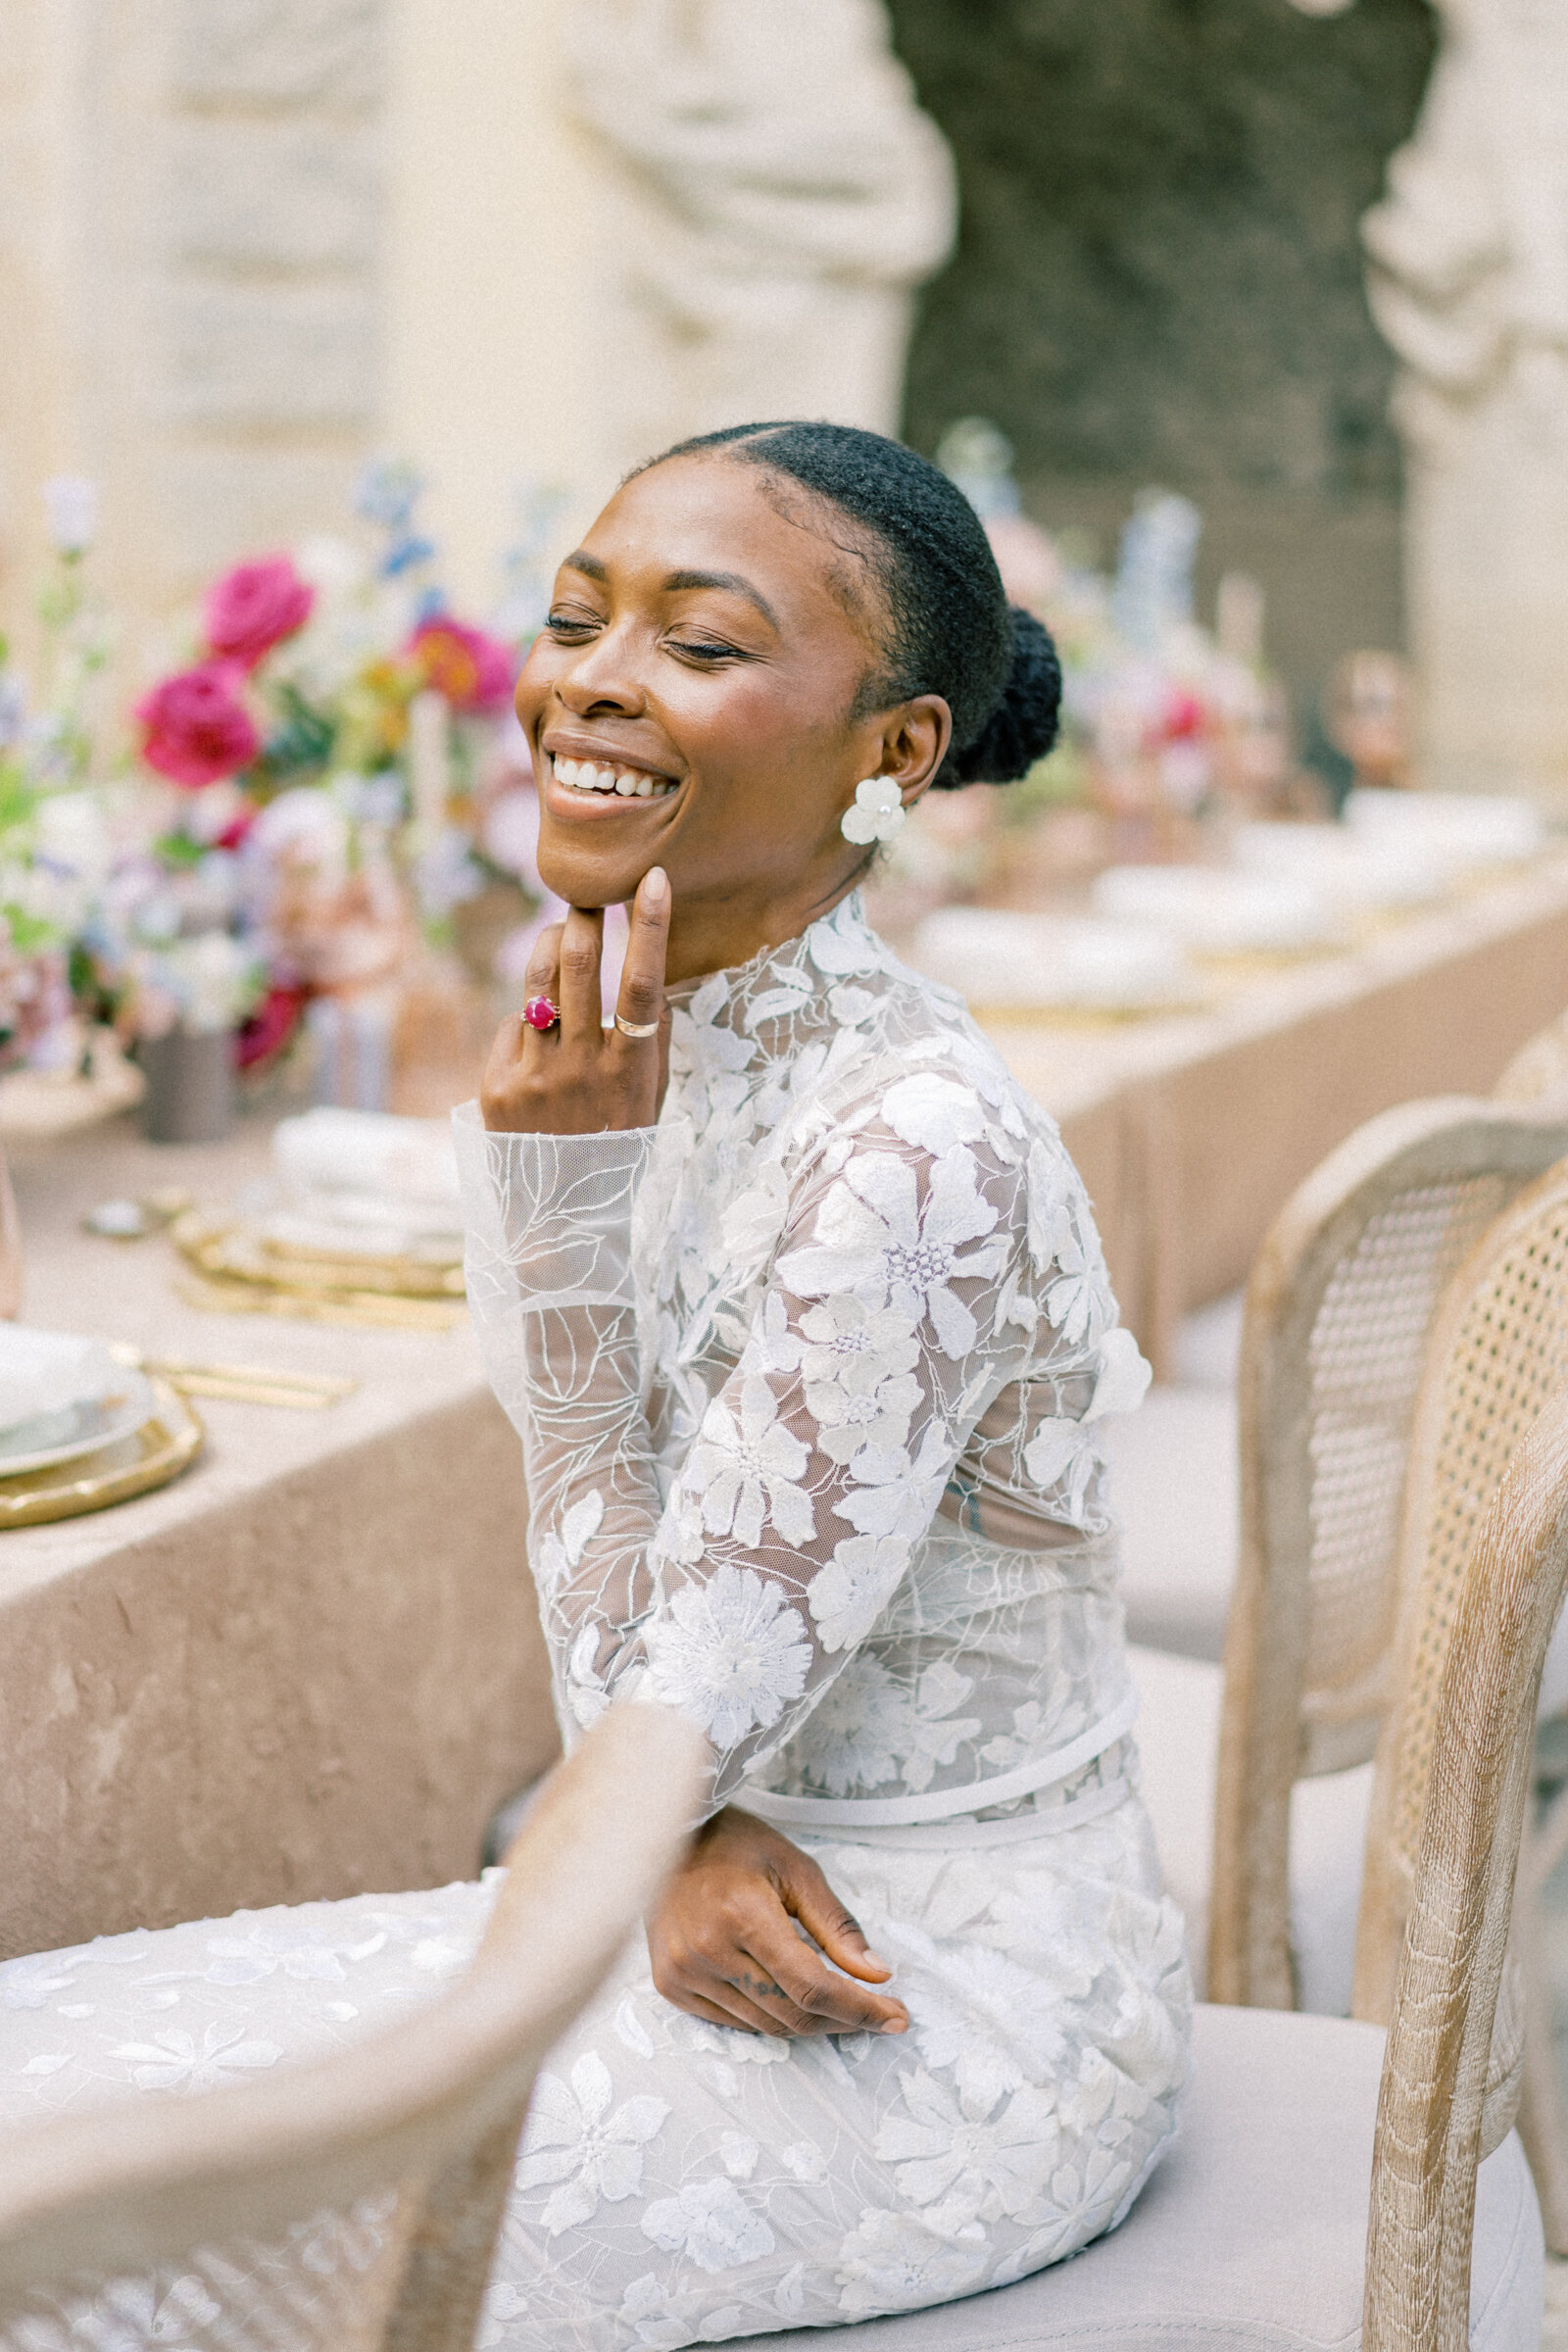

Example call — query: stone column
[555,0,957,482]
[0,0,383,667]
[1355,0,1568,807]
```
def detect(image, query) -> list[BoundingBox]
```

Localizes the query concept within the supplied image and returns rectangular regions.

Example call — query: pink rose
[204,556,315,669]
[137,663,261,789]
[409,616,514,712]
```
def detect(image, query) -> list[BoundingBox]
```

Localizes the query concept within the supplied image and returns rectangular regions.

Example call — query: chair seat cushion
[1129,1644,1373,2014]
[1102,1390,1239,1662]
[740,2006,1542,2351]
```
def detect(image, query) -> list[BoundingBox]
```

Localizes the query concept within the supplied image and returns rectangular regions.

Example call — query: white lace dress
[0,896,1191,2351]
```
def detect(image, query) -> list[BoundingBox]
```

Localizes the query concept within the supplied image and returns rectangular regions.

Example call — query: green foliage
[250,683,337,790]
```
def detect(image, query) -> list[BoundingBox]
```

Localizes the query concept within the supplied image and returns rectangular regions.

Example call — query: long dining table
[5,851,1568,1962]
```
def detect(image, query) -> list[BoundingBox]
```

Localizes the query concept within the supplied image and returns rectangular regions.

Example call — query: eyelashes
[542,616,746,665]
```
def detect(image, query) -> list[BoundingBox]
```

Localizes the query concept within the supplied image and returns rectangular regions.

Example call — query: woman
[0,422,1189,2347]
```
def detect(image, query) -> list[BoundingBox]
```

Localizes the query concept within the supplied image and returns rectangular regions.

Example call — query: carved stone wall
[1363,0,1568,804]
[0,0,383,665]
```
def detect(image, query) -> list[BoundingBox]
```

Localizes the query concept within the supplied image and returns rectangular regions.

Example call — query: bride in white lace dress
[0,422,1190,2349]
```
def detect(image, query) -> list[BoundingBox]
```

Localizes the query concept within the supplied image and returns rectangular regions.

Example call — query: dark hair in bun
[638,419,1061,788]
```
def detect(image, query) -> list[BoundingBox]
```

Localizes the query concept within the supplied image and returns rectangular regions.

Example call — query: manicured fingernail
[880,2017,906,2034]
[642,866,667,906]
[863,1950,891,1974]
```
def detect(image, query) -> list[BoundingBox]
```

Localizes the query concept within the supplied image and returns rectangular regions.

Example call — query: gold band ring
[614,1013,661,1040]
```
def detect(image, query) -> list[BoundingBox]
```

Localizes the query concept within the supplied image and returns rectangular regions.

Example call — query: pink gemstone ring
[522,995,560,1033]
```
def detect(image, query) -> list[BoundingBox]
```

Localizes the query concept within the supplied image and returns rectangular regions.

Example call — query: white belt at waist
[740,1686,1139,1831]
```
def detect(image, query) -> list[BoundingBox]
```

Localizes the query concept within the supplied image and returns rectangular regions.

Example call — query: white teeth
[553,754,676,800]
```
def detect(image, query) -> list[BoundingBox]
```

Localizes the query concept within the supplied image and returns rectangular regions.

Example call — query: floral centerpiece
[112,463,533,1104]
[866,421,1297,937]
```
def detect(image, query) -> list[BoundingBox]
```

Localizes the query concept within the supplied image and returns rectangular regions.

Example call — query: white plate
[0,1372,156,1477]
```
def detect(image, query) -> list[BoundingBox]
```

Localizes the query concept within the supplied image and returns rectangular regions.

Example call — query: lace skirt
[0,1786,1191,2351]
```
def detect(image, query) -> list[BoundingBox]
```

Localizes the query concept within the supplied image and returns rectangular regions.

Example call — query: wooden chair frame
[1209,1097,1568,2012]
[0,1705,706,2352]
[1363,1389,1568,2345]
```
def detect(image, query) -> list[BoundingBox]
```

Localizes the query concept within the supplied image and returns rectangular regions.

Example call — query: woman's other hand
[646,1806,909,2038]
[481,866,670,1135]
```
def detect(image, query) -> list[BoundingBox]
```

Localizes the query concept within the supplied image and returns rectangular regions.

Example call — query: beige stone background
[4,0,1568,806]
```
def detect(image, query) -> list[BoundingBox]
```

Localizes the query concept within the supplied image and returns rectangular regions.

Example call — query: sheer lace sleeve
[453,1081,1136,1809]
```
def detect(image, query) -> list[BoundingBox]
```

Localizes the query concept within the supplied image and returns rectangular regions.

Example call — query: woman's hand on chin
[645,1805,910,2039]
[480,866,670,1134]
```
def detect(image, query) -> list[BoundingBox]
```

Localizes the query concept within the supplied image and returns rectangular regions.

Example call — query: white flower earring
[840,775,906,846]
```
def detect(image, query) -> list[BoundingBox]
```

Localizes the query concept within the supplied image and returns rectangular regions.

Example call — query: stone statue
[1312,0,1568,802]
[557,0,956,474]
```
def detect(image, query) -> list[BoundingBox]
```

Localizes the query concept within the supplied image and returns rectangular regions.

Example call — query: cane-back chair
[1207,1096,1568,2013]
[1495,1007,1568,1116]
[0,1704,705,2352]
[1352,1155,1568,2248]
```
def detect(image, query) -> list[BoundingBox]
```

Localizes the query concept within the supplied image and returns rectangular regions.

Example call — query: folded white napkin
[266,1108,463,1258]
[910,907,1199,1012]
[271,1108,461,1208]
[1092,865,1351,956]
[0,1326,122,1437]
[1344,790,1544,867]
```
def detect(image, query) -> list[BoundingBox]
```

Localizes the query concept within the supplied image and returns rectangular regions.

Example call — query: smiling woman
[0,424,1187,2352]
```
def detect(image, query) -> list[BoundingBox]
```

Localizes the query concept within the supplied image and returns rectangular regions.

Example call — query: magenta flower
[409,616,514,712]
[137,663,261,789]
[204,556,315,670]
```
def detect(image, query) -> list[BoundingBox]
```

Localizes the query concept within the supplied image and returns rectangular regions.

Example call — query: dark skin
[481,451,955,2036]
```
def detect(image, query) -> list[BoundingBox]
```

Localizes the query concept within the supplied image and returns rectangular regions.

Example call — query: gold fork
[110,1344,357,1411]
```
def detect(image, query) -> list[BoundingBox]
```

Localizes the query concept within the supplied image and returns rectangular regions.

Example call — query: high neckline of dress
[662,892,900,1074]
[663,892,877,1013]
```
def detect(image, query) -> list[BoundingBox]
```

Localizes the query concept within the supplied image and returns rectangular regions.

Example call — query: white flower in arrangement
[644,1564,811,1748]
[780,1145,1005,1359]
[41,474,97,558]
[639,2174,775,2273]
[685,1376,814,1550]
[799,1292,922,1463]
[515,2051,669,2235]
[806,1533,911,1653]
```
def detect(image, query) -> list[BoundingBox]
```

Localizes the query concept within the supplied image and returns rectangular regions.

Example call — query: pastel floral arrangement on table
[866,420,1297,934]
[0,466,579,1118]
[116,460,539,1075]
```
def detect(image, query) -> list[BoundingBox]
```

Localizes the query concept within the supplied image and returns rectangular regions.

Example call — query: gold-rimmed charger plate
[172,1213,465,1301]
[0,1378,203,1528]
